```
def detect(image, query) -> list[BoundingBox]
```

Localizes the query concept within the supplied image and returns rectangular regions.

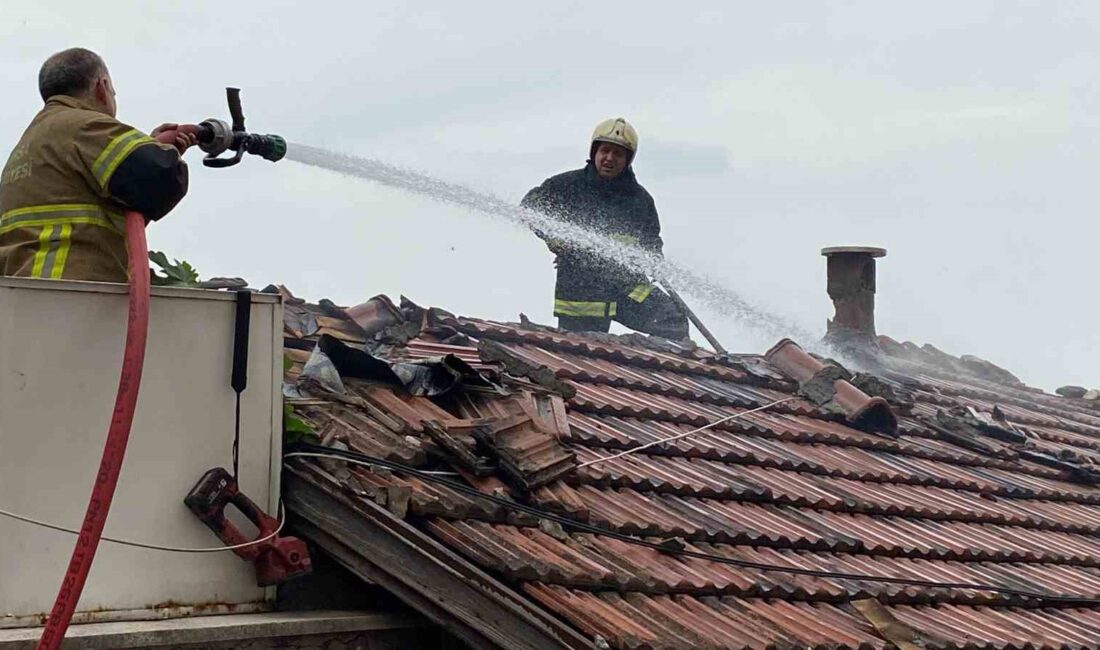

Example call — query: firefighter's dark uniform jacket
[0,95,188,283]
[522,161,663,318]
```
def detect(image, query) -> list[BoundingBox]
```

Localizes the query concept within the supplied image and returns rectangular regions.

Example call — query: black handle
[227,87,246,133]
[231,290,251,393]
[204,147,245,168]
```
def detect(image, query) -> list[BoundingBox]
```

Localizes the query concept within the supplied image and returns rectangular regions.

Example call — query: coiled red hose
[37,210,150,649]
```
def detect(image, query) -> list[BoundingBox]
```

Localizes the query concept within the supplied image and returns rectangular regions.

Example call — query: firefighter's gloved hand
[151,123,198,155]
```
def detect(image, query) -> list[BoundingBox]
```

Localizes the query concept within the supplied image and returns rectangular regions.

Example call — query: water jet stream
[287,143,819,348]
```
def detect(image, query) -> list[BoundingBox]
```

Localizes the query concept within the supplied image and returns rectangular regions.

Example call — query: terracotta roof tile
[283,302,1100,649]
[524,586,887,650]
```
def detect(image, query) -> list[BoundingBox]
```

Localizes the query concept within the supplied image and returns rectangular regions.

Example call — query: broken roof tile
[282,296,1100,650]
[474,413,577,491]
[766,338,898,435]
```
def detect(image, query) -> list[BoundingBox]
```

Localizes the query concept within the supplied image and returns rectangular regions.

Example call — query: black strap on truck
[231,290,252,479]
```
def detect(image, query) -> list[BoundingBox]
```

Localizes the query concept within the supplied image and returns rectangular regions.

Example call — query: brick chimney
[821,246,886,348]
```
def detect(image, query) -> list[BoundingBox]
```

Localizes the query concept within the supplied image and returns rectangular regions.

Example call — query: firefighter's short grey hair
[38,48,108,102]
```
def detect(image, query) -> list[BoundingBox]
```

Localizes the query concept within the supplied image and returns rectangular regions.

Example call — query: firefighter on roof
[522,117,689,340]
[0,48,194,283]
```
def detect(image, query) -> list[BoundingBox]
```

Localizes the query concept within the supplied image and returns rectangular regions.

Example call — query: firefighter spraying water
[0,48,285,284]
[0,48,295,650]
[0,44,808,650]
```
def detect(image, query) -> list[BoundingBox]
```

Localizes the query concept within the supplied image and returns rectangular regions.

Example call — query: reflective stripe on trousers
[554,299,617,318]
[0,204,122,279]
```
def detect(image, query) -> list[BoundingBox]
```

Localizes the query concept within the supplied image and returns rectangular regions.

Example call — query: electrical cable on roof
[286,446,1100,607]
[576,396,798,469]
[0,502,286,553]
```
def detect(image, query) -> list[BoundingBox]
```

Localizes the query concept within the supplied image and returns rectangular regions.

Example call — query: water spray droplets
[287,143,817,347]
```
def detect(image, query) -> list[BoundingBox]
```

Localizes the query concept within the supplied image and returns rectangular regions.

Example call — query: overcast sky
[3,1,1097,390]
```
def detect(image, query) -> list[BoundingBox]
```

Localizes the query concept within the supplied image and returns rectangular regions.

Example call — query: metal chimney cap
[821,246,887,258]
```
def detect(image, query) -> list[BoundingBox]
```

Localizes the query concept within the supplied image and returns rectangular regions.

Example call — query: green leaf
[283,403,318,445]
[149,250,170,268]
[148,250,201,287]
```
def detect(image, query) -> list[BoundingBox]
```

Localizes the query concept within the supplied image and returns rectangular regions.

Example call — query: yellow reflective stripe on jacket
[0,203,122,235]
[30,225,54,277]
[628,283,655,303]
[29,223,73,279]
[47,223,74,279]
[554,299,617,318]
[608,233,640,245]
[1,204,122,279]
[91,129,154,188]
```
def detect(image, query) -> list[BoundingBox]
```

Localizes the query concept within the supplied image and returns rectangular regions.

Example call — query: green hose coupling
[261,135,287,162]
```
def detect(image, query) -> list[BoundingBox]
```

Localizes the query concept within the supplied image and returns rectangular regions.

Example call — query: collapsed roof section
[275,286,1100,650]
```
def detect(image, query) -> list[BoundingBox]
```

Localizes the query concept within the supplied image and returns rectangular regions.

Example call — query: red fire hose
[36,210,150,650]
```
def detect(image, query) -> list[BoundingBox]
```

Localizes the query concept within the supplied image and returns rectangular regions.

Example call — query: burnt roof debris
[279,292,1100,650]
[1056,386,1100,404]
[298,334,505,399]
[875,335,1024,388]
[1058,385,1089,399]
[849,372,916,416]
[477,339,578,399]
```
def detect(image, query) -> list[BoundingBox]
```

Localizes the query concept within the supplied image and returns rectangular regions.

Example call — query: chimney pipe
[821,246,886,347]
